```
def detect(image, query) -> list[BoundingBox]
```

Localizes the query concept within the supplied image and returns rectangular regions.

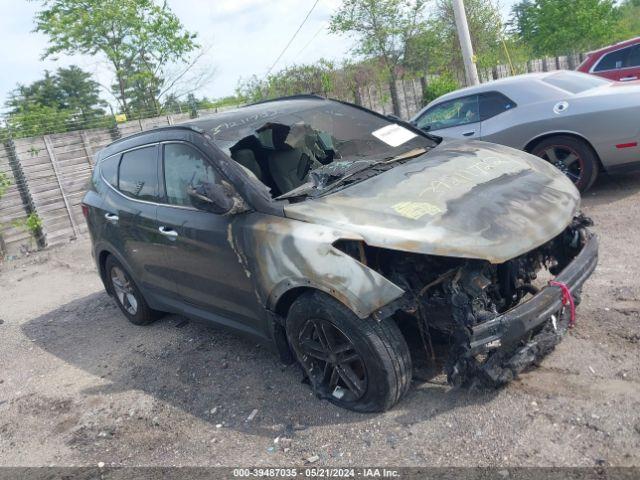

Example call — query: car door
[592,44,640,82]
[413,95,481,139]
[155,141,264,335]
[98,144,173,296]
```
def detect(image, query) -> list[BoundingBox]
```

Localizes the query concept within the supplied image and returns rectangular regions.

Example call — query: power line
[265,0,321,78]
[294,22,327,58]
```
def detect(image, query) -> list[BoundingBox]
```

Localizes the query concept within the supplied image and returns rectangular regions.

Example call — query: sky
[0,0,520,112]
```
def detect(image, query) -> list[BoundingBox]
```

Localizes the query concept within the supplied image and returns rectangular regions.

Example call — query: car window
[479,92,516,121]
[118,145,158,201]
[627,45,640,68]
[100,155,119,188]
[594,45,640,71]
[594,48,628,71]
[163,143,220,207]
[542,72,609,94]
[415,95,479,131]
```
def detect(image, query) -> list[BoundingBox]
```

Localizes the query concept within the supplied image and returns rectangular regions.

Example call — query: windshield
[542,72,610,94]
[205,99,437,198]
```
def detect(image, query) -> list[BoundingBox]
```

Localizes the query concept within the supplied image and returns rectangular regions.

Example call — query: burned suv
[83,96,598,412]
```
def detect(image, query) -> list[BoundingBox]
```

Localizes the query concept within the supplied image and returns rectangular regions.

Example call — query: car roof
[183,94,329,132]
[585,36,640,56]
[425,70,607,108]
[431,71,558,102]
[99,95,331,156]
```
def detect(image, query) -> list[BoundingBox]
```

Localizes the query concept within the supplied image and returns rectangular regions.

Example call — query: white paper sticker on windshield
[372,124,417,147]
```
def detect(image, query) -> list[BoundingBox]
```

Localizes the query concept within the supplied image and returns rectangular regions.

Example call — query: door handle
[158,226,178,239]
[620,76,638,81]
[462,130,476,137]
[104,213,119,224]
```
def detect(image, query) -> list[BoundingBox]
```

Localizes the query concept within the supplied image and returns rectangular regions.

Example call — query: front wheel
[286,291,412,412]
[531,135,599,192]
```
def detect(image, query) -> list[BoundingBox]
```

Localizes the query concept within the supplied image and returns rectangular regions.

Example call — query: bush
[0,171,10,199]
[422,74,459,106]
[12,213,42,238]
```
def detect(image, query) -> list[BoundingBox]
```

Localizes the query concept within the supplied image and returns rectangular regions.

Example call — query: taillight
[81,203,90,221]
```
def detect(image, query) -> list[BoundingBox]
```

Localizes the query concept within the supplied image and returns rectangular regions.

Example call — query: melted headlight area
[334,214,594,388]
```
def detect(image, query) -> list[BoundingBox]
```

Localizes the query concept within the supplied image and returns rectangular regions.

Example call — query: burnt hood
[283,139,580,264]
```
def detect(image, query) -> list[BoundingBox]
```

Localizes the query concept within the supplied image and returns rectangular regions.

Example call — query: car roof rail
[107,124,204,146]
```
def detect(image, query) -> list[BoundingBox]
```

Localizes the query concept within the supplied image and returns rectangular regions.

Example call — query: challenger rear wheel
[286,291,412,412]
[531,135,599,192]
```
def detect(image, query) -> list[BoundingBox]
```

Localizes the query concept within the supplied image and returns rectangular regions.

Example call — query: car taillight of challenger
[83,95,598,412]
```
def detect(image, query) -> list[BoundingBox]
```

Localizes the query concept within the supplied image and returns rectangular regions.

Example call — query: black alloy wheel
[296,318,367,402]
[286,291,412,412]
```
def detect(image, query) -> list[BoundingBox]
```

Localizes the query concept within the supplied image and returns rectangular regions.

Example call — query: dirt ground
[1,172,639,468]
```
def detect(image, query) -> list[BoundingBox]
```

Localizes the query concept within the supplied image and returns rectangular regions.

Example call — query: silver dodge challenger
[411,71,640,191]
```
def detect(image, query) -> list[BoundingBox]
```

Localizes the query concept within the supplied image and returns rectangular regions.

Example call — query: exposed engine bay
[335,214,595,388]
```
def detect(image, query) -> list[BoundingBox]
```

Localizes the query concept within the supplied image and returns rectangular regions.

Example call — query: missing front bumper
[449,233,599,387]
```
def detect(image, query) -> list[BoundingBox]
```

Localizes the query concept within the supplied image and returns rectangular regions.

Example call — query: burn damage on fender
[334,214,597,388]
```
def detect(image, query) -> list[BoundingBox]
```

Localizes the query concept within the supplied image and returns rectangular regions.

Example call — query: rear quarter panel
[482,92,640,169]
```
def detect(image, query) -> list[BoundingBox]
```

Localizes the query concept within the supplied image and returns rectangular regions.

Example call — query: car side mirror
[187,182,235,215]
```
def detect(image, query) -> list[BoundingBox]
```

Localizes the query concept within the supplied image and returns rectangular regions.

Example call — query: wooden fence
[0,52,585,257]
[0,112,192,257]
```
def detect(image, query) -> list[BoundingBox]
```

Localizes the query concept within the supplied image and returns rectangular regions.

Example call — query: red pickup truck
[577,37,640,82]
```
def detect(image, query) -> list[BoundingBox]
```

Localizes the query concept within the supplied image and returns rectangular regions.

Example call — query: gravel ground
[1,172,639,468]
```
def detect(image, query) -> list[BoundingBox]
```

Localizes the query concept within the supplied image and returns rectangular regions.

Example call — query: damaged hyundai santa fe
[83,95,598,412]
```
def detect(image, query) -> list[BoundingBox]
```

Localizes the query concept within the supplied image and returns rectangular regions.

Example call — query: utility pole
[452,0,480,86]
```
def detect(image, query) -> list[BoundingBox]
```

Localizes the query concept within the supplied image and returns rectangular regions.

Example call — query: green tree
[6,66,107,136]
[616,0,640,40]
[510,0,619,56]
[431,0,506,70]
[404,21,442,76]
[237,60,340,103]
[329,0,429,116]
[5,104,73,137]
[33,0,198,117]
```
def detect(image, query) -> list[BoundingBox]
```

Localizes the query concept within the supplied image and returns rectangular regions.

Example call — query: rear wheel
[105,255,160,326]
[531,135,599,192]
[286,291,412,412]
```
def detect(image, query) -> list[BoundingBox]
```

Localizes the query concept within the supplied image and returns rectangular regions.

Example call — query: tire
[105,255,160,326]
[286,291,412,412]
[531,135,599,192]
